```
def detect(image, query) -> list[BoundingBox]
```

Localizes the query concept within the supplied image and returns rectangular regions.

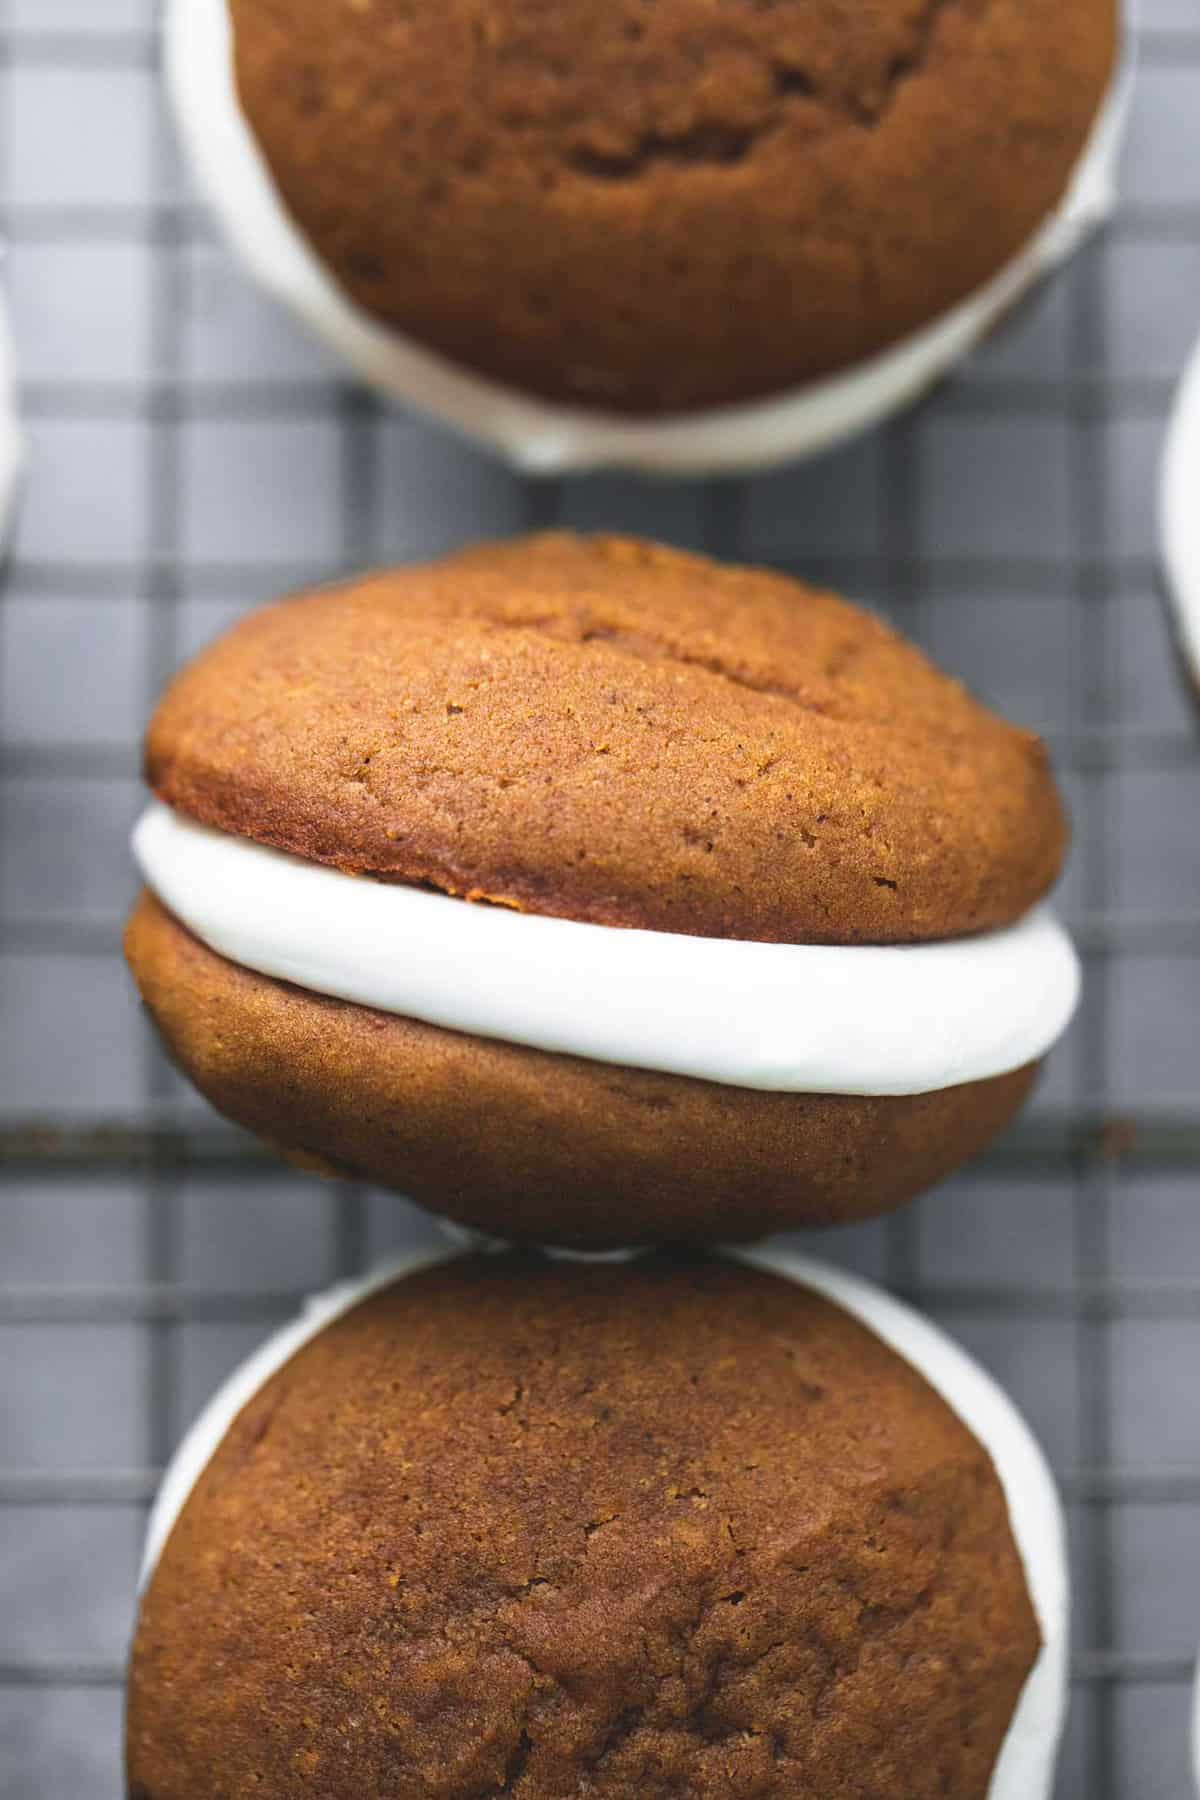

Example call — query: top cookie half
[231,0,1118,412]
[147,534,1065,945]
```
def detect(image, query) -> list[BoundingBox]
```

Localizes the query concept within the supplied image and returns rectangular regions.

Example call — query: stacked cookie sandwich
[126,535,1077,1796]
[167,0,1123,470]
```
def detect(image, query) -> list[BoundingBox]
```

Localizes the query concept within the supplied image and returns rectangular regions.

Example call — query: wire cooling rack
[1,3,1199,1795]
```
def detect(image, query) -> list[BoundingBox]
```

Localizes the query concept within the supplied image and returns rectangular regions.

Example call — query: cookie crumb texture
[127,1255,1039,1798]
[146,534,1066,946]
[231,0,1116,412]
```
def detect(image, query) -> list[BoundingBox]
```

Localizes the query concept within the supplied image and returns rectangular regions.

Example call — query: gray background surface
[1,1,1199,1795]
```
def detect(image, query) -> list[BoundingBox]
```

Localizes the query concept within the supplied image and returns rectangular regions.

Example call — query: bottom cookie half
[126,893,1037,1248]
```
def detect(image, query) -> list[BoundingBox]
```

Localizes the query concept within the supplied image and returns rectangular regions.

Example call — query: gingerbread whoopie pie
[128,1248,1068,1800]
[167,0,1124,471]
[125,534,1078,1249]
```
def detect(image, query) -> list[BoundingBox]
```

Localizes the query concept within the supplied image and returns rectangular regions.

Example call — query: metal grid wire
[1,2,1199,1795]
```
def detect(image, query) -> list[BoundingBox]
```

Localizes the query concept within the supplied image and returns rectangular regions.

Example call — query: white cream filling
[140,1245,1069,1800]
[166,0,1129,475]
[134,801,1080,1097]
[0,291,23,547]
[1161,330,1200,693]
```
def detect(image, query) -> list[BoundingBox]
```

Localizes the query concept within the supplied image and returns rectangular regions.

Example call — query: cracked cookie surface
[146,532,1066,945]
[127,1252,1039,1799]
[231,0,1117,410]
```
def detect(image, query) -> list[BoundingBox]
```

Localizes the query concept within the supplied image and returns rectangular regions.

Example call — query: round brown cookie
[125,892,1038,1248]
[127,1252,1041,1799]
[229,0,1117,414]
[145,533,1066,945]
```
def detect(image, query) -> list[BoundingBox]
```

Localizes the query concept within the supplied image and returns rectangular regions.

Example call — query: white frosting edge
[1161,329,1200,693]
[166,0,1129,475]
[0,289,24,548]
[140,1244,1068,1800]
[134,801,1080,1097]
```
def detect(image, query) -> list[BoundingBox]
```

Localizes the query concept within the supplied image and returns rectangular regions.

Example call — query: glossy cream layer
[166,0,1128,474]
[134,802,1080,1097]
[1161,330,1200,694]
[141,1246,1069,1799]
